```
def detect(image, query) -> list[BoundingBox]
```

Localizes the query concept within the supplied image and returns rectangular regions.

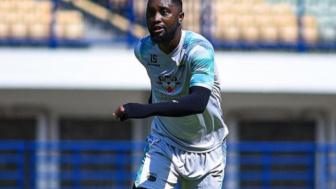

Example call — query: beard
[150,21,180,43]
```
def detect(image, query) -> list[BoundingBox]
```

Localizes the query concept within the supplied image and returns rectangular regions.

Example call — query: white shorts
[134,135,227,189]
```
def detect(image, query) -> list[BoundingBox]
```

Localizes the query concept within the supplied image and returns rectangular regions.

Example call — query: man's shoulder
[183,31,214,53]
[135,35,155,58]
[138,35,155,48]
[184,30,206,40]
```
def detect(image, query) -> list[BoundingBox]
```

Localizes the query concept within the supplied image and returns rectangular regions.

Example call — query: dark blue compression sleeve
[120,86,211,121]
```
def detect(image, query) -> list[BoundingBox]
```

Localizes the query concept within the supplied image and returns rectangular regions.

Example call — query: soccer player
[113,0,229,188]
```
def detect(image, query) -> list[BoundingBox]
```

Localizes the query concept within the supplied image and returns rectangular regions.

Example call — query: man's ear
[179,12,184,24]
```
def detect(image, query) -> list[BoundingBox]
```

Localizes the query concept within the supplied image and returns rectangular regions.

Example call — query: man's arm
[148,91,152,104]
[113,86,211,121]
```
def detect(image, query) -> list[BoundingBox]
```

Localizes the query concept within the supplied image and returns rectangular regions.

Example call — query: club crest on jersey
[178,60,185,71]
[177,50,187,71]
[157,75,181,93]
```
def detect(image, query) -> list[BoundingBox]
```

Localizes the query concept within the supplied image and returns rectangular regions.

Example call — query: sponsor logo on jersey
[157,75,181,93]
[157,93,186,100]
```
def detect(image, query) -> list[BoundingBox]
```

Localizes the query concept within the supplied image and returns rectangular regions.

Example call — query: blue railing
[0,141,335,189]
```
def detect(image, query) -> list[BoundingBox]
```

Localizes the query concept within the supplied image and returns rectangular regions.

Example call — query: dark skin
[113,0,184,119]
[115,2,211,188]
[146,0,184,54]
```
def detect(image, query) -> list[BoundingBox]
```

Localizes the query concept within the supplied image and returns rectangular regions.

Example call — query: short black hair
[172,0,183,10]
[147,0,183,11]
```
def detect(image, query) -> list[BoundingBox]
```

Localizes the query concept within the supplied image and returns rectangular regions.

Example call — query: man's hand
[113,105,125,120]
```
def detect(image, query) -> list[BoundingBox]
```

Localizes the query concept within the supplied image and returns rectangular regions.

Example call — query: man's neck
[158,29,182,54]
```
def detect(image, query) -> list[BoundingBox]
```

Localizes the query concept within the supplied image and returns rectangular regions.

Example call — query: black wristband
[121,103,152,121]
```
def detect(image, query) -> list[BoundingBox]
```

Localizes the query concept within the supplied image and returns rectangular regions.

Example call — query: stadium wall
[0,48,335,143]
[1,48,336,93]
[1,48,336,188]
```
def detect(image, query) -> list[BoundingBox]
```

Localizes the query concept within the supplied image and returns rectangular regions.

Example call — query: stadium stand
[182,0,202,34]
[0,0,335,50]
[60,0,146,41]
[0,0,86,46]
[0,0,53,40]
[210,0,336,50]
[212,0,299,43]
[55,10,84,40]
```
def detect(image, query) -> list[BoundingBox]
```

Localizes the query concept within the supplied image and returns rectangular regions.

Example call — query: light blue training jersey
[134,30,228,152]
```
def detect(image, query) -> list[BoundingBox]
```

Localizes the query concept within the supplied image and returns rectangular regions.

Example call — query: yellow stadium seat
[231,4,252,15]
[218,14,237,27]
[11,21,28,38]
[279,25,298,43]
[65,22,84,40]
[17,0,35,13]
[301,14,317,27]
[212,25,222,39]
[260,25,278,43]
[55,11,84,40]
[275,15,297,28]
[0,21,9,38]
[255,15,275,27]
[133,0,146,17]
[252,3,272,15]
[302,26,319,43]
[223,25,240,42]
[29,22,50,39]
[241,25,259,42]
[38,1,52,14]
[237,15,255,28]
[0,1,12,12]
[24,12,38,25]
[271,3,293,15]
[4,12,18,25]
[55,23,65,39]
[215,2,233,14]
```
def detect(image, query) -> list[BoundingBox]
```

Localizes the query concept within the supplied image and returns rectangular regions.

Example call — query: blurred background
[0,0,336,188]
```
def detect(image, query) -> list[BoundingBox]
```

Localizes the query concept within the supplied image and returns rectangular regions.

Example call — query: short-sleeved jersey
[134,30,229,152]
